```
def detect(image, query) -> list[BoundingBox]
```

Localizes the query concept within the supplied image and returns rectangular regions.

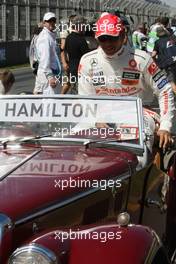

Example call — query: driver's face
[97,35,125,56]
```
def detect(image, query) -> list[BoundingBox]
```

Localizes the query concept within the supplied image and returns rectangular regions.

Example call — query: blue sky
[163,0,176,7]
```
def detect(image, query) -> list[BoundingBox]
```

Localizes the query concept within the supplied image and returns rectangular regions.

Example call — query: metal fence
[0,41,30,67]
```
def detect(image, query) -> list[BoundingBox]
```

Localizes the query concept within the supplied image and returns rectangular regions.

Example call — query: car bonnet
[0,145,137,221]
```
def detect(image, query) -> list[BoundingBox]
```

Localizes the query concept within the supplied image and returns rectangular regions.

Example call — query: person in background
[132,23,148,51]
[64,15,89,94]
[152,25,176,94]
[113,9,134,46]
[84,21,98,51]
[147,17,162,53]
[29,22,43,94]
[147,17,172,53]
[35,12,61,95]
[171,18,176,36]
[60,15,76,94]
[0,70,15,94]
[29,22,43,76]
[160,16,172,34]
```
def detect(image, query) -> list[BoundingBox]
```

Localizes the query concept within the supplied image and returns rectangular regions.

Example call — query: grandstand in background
[102,0,173,29]
[0,0,102,42]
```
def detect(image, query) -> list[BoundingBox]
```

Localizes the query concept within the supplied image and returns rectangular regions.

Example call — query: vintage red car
[0,95,175,264]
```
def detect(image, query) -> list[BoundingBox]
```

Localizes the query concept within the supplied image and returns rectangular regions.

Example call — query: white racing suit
[35,27,61,95]
[78,45,175,164]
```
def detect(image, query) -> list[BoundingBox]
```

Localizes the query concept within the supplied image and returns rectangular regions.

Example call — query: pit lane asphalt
[11,67,35,94]
[11,67,64,94]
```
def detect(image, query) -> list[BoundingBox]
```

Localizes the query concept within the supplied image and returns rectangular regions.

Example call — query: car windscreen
[0,95,144,155]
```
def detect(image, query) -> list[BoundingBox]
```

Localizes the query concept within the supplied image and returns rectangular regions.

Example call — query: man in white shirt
[34,12,61,95]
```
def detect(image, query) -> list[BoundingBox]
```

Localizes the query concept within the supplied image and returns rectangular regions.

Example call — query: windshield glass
[0,95,144,153]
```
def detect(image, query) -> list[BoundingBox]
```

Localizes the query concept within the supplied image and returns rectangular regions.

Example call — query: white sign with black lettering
[0,99,138,124]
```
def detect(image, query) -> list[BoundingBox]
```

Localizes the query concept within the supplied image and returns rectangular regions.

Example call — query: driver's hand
[157,130,172,149]
[96,123,110,128]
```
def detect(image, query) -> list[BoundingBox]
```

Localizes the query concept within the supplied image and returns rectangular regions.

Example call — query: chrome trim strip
[15,171,130,226]
[0,95,144,101]
[0,149,41,182]
[137,97,145,151]
[0,213,13,247]
[17,137,144,156]
[123,224,162,263]
[28,138,144,156]
[144,230,162,264]
[9,243,57,264]
[87,141,144,156]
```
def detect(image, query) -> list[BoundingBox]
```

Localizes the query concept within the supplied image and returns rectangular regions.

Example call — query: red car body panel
[0,145,138,221]
[28,224,155,264]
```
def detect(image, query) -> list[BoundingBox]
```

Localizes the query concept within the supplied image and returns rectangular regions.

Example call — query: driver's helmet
[95,13,125,39]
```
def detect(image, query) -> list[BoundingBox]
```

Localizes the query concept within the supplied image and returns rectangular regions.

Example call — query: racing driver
[78,13,175,151]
